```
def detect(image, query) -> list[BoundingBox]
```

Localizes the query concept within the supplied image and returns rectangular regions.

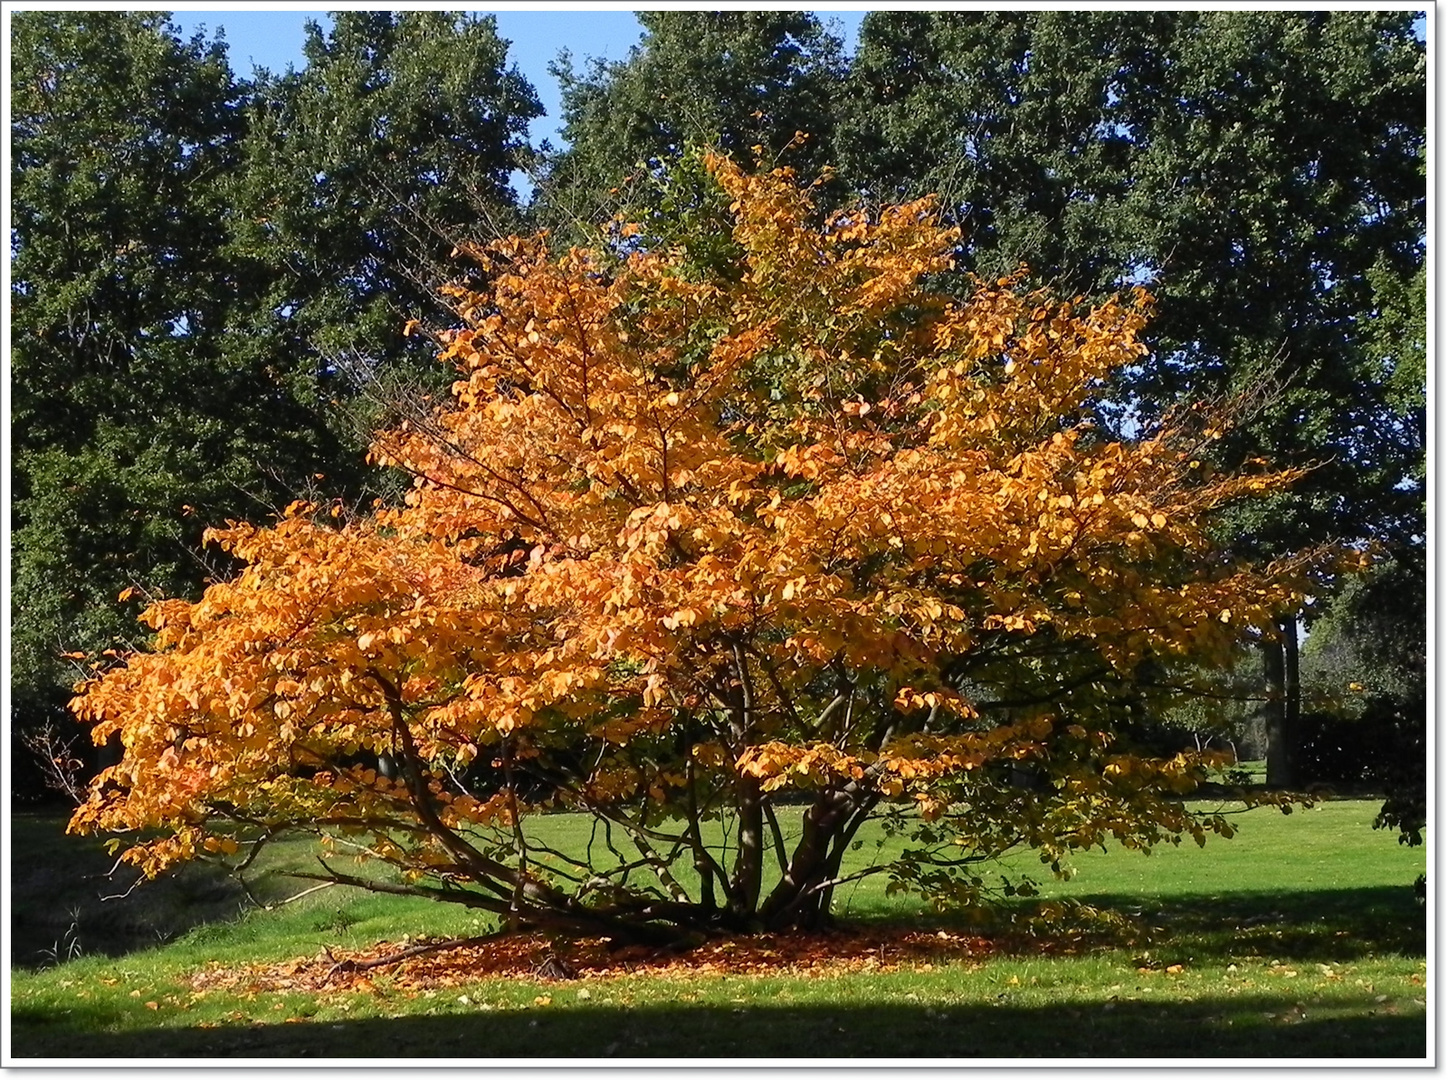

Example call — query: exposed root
[321,932,512,980]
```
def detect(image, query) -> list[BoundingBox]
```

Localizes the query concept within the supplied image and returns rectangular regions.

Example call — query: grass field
[7,797,1428,1061]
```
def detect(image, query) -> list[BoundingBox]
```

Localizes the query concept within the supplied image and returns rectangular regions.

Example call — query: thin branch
[761,801,790,877]
[267,880,337,909]
[322,930,515,979]
[500,734,531,928]
[365,667,536,894]
[289,859,509,914]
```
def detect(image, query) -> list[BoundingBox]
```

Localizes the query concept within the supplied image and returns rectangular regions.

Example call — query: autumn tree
[70,157,1344,941]
[538,13,1426,788]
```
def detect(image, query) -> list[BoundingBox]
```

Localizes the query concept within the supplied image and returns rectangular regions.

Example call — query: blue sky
[167,8,868,149]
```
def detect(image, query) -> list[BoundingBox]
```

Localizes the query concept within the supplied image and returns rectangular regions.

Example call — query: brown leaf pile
[189,928,995,996]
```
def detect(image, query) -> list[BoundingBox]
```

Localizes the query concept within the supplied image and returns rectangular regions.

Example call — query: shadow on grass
[1063,887,1426,964]
[10,994,1426,1060]
[839,886,1424,967]
[13,800,1425,971]
[852,884,1425,965]
[10,812,259,969]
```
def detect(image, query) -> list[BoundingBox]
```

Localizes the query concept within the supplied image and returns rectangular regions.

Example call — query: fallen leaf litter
[189,928,995,995]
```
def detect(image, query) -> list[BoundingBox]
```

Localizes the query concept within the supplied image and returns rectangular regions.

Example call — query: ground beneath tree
[189,927,998,995]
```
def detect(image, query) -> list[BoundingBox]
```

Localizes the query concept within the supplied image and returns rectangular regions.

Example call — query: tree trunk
[1283,610,1300,778]
[684,758,718,913]
[1264,613,1299,787]
[815,798,877,920]
[731,775,765,919]
[759,791,838,928]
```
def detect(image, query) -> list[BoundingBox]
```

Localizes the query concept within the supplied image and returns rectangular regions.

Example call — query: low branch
[322,930,514,979]
[268,880,337,909]
[290,860,509,914]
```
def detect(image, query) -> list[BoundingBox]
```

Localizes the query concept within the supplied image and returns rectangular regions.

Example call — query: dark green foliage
[1291,693,1425,848]
[1304,555,1426,705]
[11,12,325,743]
[229,11,542,409]
[10,12,541,763]
[840,11,1167,293]
[1301,554,1426,843]
[534,11,845,244]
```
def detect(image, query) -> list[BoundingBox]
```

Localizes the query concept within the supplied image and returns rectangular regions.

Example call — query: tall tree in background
[228,11,541,420]
[10,12,541,788]
[11,12,318,752]
[839,11,1167,294]
[533,11,845,242]
[840,10,1426,784]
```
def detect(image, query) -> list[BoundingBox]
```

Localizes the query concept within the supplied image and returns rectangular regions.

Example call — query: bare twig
[17,720,89,805]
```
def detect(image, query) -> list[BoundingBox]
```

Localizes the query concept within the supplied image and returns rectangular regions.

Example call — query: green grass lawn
[8,798,1427,1061]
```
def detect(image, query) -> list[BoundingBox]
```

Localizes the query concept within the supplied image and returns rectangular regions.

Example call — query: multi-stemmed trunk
[758,787,877,930]
[296,666,899,944]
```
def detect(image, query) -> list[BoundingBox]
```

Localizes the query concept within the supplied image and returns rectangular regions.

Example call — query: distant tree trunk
[1264,612,1299,787]
[1283,611,1301,776]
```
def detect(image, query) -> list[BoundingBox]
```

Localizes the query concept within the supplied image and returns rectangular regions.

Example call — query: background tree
[533,11,845,243]
[227,10,542,424]
[10,11,543,796]
[1299,552,1426,844]
[11,12,319,780]
[838,10,1426,784]
[838,11,1164,294]
[71,159,1329,941]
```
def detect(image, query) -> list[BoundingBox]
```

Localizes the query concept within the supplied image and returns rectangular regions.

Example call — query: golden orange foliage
[69,154,1355,936]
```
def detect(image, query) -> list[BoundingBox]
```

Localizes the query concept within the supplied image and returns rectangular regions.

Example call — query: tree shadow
[10,995,1426,1060]
[853,884,1425,965]
[13,804,1425,972]
[10,812,257,969]
[1059,886,1427,964]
